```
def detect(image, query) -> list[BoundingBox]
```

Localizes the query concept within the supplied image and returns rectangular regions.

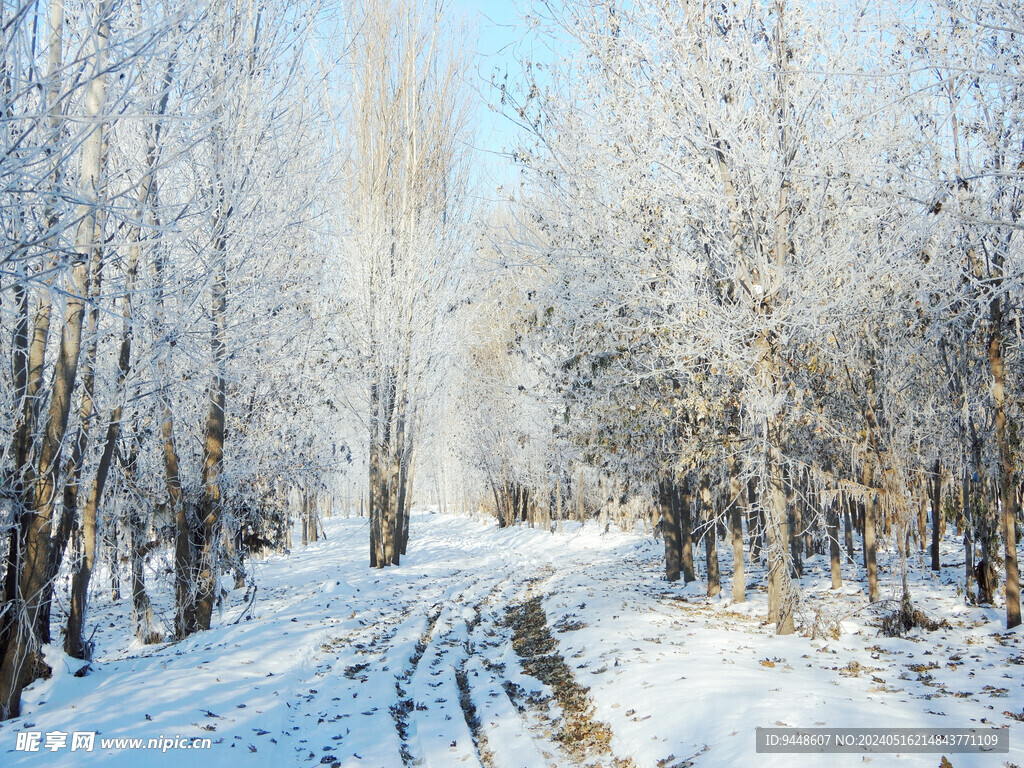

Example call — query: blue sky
[451,0,557,193]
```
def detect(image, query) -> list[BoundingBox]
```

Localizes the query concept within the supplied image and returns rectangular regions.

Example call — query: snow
[2,511,1021,767]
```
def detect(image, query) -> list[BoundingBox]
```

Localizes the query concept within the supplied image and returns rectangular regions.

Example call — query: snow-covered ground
[1,512,1021,767]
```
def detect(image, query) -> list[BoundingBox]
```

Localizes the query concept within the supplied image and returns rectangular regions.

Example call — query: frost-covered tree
[504,0,1022,632]
[0,0,333,717]
[330,0,475,567]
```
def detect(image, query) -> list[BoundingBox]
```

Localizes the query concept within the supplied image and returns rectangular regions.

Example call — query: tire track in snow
[459,571,559,768]
[394,572,507,768]
[391,603,443,766]
[280,579,443,766]
[400,560,629,768]
[389,561,557,768]
[280,518,632,768]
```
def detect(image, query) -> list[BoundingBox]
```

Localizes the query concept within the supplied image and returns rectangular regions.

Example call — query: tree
[0,0,116,718]
[0,0,332,717]
[501,0,1023,633]
[334,0,474,567]
[908,1,1023,626]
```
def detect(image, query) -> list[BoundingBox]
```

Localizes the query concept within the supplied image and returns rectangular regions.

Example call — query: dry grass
[506,595,630,764]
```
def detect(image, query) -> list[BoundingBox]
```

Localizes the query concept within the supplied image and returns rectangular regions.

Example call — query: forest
[0,0,1021,762]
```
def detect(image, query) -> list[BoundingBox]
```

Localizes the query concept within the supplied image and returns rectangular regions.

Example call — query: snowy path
[1,512,1021,767]
[1,515,630,768]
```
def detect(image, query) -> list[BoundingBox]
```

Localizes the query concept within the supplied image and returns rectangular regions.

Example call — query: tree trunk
[383,405,401,565]
[989,292,1021,628]
[0,0,107,716]
[195,219,228,632]
[969,429,998,605]
[301,488,309,547]
[108,522,120,602]
[369,381,382,565]
[1,0,64,635]
[392,420,408,565]
[700,475,720,597]
[916,476,928,554]
[679,477,695,583]
[705,523,721,597]
[747,477,762,563]
[67,181,142,656]
[863,467,879,603]
[767,446,795,634]
[729,456,745,603]
[555,471,563,533]
[843,495,855,563]
[142,133,190,637]
[128,510,160,645]
[787,466,802,577]
[577,468,585,522]
[40,225,105,642]
[930,459,941,571]
[828,496,842,590]
[961,471,975,602]
[399,442,414,556]
[659,477,682,582]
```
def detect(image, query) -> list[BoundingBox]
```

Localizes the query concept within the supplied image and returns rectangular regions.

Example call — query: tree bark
[930,459,941,571]
[0,0,108,716]
[863,465,879,603]
[767,446,795,634]
[195,212,228,632]
[700,475,721,597]
[989,291,1021,628]
[843,495,855,563]
[679,477,695,583]
[828,496,842,590]
[729,455,745,603]
[659,477,682,582]
[64,239,109,660]
[787,466,802,577]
